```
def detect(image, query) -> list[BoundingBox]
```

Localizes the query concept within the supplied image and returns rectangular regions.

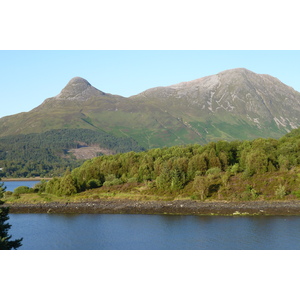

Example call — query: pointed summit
[55,77,105,101]
[67,76,92,88]
[2,68,300,147]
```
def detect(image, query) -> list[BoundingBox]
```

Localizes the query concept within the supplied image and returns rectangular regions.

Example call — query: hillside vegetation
[2,69,300,180]
[2,69,300,149]
[0,128,145,178]
[22,127,300,202]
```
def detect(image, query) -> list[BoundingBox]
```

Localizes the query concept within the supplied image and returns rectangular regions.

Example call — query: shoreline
[2,178,51,182]
[5,199,300,216]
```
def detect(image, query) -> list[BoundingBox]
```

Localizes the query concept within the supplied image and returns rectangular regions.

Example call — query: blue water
[3,180,40,192]
[5,180,300,250]
[8,213,300,250]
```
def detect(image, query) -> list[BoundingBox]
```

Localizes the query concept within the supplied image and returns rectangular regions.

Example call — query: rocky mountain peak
[55,76,105,101]
[219,67,253,74]
[67,76,92,88]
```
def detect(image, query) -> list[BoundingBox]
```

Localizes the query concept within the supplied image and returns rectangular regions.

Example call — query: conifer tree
[0,180,5,199]
[0,179,23,250]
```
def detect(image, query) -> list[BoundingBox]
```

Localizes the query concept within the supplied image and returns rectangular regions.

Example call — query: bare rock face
[54,77,105,101]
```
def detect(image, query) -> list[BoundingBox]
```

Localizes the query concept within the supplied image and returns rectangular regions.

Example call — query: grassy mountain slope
[1,69,300,150]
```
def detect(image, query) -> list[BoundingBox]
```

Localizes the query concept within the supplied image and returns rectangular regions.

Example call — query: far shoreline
[2,178,51,182]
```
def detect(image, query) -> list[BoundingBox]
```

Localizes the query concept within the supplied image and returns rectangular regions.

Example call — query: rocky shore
[5,199,300,215]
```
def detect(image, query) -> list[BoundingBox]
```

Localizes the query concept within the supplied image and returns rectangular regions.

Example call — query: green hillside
[23,127,300,202]
[0,128,145,178]
[1,69,300,149]
[1,69,300,178]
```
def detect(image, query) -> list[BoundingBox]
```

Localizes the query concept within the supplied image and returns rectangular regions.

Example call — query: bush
[292,190,300,199]
[32,180,47,193]
[275,184,286,199]
[13,186,32,195]
[241,185,259,201]
[103,174,123,187]
[87,179,102,189]
[230,163,239,175]
[127,177,138,183]
[206,167,221,176]
[4,191,13,198]
[242,168,254,178]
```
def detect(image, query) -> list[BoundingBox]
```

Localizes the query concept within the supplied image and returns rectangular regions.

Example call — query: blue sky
[1,50,300,118]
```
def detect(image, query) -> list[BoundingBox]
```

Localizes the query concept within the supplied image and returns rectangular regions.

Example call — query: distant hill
[0,128,144,178]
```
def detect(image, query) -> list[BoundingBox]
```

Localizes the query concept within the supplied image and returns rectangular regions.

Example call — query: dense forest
[39,127,300,201]
[0,128,145,178]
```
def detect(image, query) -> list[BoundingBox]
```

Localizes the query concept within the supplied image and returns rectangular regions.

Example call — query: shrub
[13,186,32,195]
[32,180,47,193]
[241,185,259,201]
[4,191,13,198]
[242,168,254,178]
[275,184,286,199]
[205,167,221,176]
[292,190,300,199]
[230,163,239,175]
[127,177,138,183]
[87,179,102,189]
[103,174,123,187]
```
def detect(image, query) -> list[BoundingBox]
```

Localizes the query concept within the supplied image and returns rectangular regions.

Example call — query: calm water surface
[4,180,40,192]
[5,180,300,250]
[8,213,300,250]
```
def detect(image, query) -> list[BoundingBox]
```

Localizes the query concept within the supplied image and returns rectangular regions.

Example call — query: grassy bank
[4,181,300,216]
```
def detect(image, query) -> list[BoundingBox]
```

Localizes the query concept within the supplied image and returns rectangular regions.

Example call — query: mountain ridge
[1,68,300,149]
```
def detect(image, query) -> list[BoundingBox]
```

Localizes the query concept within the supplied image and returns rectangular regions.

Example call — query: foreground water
[8,213,300,250]
[5,180,300,250]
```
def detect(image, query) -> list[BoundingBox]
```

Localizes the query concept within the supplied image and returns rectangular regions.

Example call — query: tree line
[43,127,300,198]
[0,128,145,178]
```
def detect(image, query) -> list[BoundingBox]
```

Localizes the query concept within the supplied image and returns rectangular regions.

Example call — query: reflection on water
[8,214,300,250]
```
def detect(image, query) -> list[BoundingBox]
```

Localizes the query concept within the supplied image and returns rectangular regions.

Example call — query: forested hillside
[41,128,300,201]
[2,69,300,180]
[0,128,145,178]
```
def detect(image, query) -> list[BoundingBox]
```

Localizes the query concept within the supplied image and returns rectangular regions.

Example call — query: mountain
[130,68,300,144]
[1,68,300,150]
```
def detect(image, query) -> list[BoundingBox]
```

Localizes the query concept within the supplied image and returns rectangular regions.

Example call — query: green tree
[45,177,62,195]
[187,154,208,179]
[192,175,210,200]
[60,169,77,196]
[0,181,5,199]
[156,165,172,191]
[0,179,23,250]
[208,148,222,169]
[244,150,268,176]
[170,167,186,191]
